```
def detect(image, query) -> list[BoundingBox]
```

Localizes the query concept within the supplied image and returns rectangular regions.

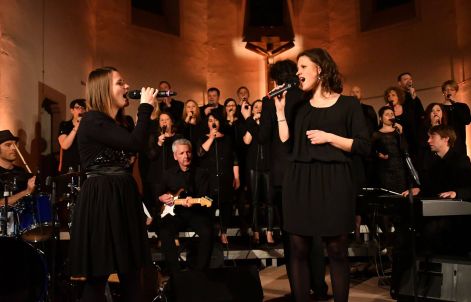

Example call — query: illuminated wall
[1,0,471,168]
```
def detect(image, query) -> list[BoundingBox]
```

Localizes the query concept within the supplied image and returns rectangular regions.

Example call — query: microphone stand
[1,183,10,236]
[395,127,420,302]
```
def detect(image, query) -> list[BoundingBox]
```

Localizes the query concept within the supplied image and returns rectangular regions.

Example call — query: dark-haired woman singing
[275,49,370,302]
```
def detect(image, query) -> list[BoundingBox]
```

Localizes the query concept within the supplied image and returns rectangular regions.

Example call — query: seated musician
[156,138,213,276]
[405,125,471,199]
[420,125,471,255]
[0,130,36,207]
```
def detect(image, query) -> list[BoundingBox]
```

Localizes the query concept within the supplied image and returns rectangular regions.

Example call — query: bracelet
[277,119,286,123]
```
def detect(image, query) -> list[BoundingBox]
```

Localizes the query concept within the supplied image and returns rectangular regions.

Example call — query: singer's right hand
[240,101,251,120]
[140,87,158,106]
[409,87,417,99]
[157,134,166,146]
[204,106,213,116]
[274,90,287,113]
[209,127,218,138]
[394,123,403,134]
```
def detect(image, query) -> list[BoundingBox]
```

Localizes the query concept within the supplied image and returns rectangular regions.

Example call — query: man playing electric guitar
[156,139,213,276]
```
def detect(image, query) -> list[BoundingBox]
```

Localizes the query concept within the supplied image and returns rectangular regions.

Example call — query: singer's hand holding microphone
[240,101,251,120]
[138,87,159,106]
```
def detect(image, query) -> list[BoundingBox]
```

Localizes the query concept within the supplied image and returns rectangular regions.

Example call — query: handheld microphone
[211,123,217,129]
[126,90,177,99]
[161,125,167,134]
[446,93,455,104]
[266,77,300,99]
[389,118,397,124]
[387,100,394,108]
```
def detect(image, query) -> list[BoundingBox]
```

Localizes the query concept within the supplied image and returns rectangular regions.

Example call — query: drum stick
[13,144,32,174]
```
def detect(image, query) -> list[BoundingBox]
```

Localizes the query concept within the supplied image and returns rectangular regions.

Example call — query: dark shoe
[310,292,333,301]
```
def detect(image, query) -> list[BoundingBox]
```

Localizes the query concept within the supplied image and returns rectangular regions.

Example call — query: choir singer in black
[275,48,370,302]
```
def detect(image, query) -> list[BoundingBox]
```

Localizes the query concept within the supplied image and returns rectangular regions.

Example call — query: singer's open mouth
[299,77,305,82]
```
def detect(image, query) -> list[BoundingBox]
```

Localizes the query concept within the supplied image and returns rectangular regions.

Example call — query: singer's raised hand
[240,101,251,120]
[409,86,417,99]
[140,87,158,106]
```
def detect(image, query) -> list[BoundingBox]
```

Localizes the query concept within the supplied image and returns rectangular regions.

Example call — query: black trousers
[249,169,274,231]
[159,208,213,275]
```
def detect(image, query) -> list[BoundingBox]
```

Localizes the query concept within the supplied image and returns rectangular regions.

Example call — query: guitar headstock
[200,196,213,207]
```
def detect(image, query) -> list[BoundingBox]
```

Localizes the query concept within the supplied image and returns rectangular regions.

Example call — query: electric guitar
[160,191,213,218]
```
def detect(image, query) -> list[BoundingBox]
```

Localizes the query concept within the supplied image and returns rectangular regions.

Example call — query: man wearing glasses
[57,99,86,174]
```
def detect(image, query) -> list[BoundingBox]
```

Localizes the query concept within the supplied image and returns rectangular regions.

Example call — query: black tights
[289,234,349,302]
[81,270,143,302]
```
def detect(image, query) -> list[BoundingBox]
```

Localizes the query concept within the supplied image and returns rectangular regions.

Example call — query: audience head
[296,48,343,94]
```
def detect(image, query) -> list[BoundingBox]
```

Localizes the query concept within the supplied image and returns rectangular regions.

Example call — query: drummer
[0,130,36,207]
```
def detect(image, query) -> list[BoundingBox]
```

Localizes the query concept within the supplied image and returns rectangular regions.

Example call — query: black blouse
[288,95,370,163]
[77,104,153,170]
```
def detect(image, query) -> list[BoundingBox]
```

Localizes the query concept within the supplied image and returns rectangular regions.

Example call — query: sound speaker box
[168,266,263,302]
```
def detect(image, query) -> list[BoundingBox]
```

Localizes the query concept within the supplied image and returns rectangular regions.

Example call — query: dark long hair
[297,48,343,94]
[424,102,447,128]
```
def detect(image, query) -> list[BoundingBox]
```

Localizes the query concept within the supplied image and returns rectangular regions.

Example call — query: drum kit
[0,164,82,301]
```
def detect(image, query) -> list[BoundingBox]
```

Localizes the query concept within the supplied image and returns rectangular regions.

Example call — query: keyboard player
[391,125,471,298]
[403,125,471,250]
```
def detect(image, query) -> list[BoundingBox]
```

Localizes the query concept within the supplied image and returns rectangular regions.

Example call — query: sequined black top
[77,104,154,171]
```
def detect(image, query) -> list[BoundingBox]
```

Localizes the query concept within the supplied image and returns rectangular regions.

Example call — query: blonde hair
[182,99,201,123]
[86,66,117,118]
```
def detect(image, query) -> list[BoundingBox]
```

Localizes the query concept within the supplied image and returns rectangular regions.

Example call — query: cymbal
[56,171,83,178]
[0,171,33,182]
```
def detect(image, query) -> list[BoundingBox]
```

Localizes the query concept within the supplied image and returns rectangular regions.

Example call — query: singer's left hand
[306,130,332,145]
[140,87,158,106]
[439,191,456,199]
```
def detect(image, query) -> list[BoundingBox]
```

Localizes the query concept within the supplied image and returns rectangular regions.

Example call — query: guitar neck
[174,198,202,206]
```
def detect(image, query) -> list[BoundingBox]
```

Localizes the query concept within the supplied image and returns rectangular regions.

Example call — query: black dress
[69,104,153,277]
[443,102,471,157]
[282,95,370,237]
[371,131,408,193]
